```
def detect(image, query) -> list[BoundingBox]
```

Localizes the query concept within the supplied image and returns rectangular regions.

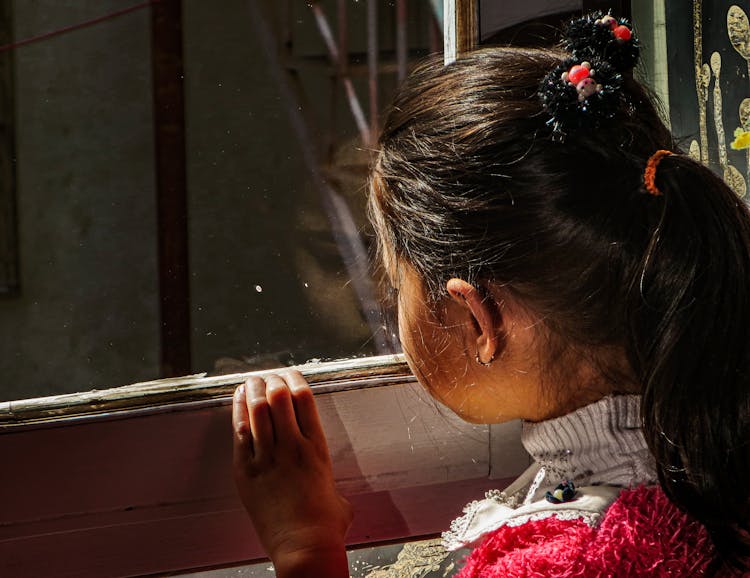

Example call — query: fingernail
[235,384,245,400]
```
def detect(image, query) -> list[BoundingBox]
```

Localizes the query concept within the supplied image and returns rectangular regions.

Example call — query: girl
[231,13,750,577]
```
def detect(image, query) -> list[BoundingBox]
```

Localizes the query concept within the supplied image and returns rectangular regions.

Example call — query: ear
[445,278,503,365]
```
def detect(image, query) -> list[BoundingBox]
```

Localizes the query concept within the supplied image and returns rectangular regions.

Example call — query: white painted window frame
[0,354,529,577]
[443,0,478,64]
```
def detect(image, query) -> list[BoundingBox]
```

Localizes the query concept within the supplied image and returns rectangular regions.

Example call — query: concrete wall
[0,0,158,400]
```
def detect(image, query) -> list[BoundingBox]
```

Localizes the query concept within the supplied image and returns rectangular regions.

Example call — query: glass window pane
[0,1,444,401]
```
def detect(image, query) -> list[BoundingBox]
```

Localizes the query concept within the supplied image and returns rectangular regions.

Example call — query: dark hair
[369,47,750,573]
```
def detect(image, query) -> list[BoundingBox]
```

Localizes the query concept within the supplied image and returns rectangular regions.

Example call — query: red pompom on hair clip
[595,14,632,42]
[644,150,673,196]
[561,61,604,102]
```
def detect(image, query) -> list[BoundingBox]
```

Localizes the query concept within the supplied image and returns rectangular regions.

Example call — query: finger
[284,370,327,443]
[245,377,274,457]
[264,374,300,445]
[232,384,254,464]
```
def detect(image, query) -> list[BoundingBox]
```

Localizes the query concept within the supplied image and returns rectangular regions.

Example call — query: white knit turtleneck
[521,394,657,500]
[442,395,658,551]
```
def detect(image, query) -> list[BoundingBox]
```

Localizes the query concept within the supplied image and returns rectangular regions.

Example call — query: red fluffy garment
[457,485,715,578]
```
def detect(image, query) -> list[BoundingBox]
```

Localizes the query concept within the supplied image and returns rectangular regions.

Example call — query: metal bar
[310,2,370,143]
[0,0,19,297]
[396,0,408,82]
[331,0,350,159]
[367,0,379,141]
[341,80,370,143]
[0,354,412,428]
[337,0,348,75]
[327,0,349,163]
[312,1,339,61]
[280,2,323,147]
[151,0,191,378]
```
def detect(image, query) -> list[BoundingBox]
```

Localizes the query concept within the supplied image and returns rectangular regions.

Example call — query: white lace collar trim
[442,395,656,551]
[442,482,622,551]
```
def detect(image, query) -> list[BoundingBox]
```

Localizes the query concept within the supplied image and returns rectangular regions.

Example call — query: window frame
[0,353,529,576]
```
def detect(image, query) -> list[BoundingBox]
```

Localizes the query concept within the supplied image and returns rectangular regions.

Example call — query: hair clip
[596,14,632,42]
[561,61,602,102]
[538,12,639,138]
[539,57,623,137]
[564,11,639,72]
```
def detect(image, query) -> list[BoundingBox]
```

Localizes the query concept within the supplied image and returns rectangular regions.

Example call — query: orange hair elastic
[644,150,673,196]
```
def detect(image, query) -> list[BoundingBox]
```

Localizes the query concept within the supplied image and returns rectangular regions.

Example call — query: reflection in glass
[0,1,445,401]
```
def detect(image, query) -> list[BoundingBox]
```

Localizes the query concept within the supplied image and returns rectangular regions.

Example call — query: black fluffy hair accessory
[564,11,640,72]
[539,12,639,139]
[539,58,624,137]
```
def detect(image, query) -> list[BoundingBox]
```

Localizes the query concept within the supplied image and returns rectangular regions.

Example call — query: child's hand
[232,371,353,578]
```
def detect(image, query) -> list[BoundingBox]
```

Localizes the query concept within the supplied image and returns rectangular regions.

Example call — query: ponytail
[630,154,750,573]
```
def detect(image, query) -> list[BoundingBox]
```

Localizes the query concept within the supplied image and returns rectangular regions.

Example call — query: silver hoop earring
[475,351,495,367]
